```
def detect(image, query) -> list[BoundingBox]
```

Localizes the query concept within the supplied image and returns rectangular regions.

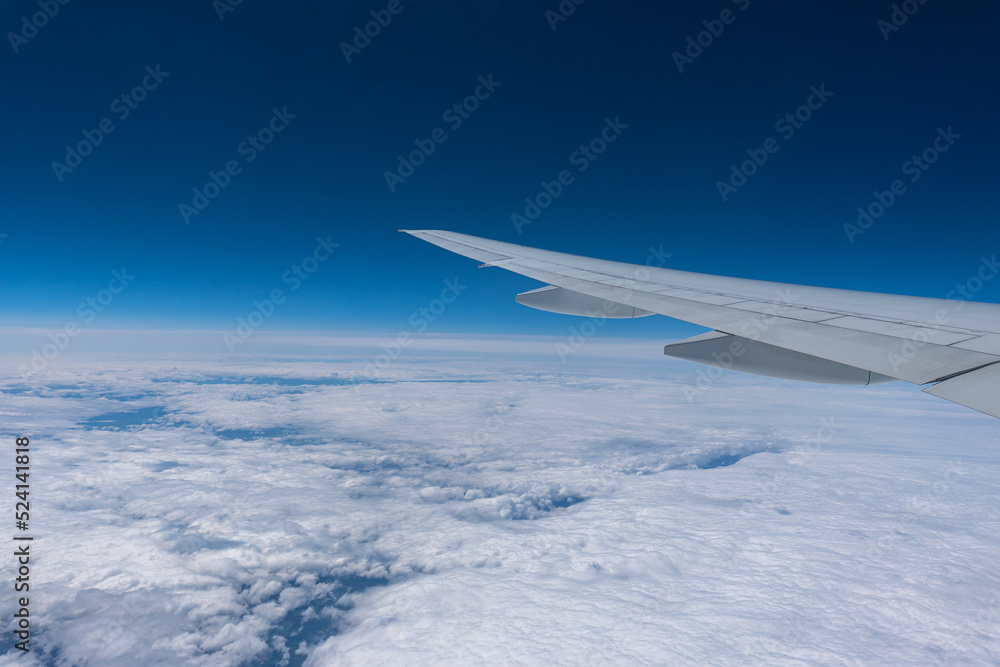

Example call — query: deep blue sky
[2,0,998,338]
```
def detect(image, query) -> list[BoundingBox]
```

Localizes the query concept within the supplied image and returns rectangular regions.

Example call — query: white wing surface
[403,230,1000,419]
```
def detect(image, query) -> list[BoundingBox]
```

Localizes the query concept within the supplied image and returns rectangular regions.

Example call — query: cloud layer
[2,334,998,665]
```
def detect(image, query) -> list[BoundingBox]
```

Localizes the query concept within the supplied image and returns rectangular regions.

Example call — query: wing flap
[923,363,1000,419]
[819,316,980,345]
[951,334,1000,356]
[726,302,839,322]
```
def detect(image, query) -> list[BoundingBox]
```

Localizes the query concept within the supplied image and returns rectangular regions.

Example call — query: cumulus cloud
[1,332,998,665]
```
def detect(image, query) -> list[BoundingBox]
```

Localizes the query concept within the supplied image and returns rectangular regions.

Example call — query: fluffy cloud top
[1,333,998,666]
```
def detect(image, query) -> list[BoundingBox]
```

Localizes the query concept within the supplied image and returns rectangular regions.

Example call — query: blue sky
[2,0,999,337]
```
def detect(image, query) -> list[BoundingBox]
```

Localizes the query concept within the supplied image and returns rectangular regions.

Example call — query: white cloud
[1,333,998,665]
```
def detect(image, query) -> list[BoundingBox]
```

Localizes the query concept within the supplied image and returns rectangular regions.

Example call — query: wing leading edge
[403,230,1000,419]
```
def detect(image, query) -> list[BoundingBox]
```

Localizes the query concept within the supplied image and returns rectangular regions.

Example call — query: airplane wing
[402,230,1000,419]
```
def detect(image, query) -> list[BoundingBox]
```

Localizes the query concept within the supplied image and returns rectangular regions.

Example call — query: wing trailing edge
[924,363,1000,419]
